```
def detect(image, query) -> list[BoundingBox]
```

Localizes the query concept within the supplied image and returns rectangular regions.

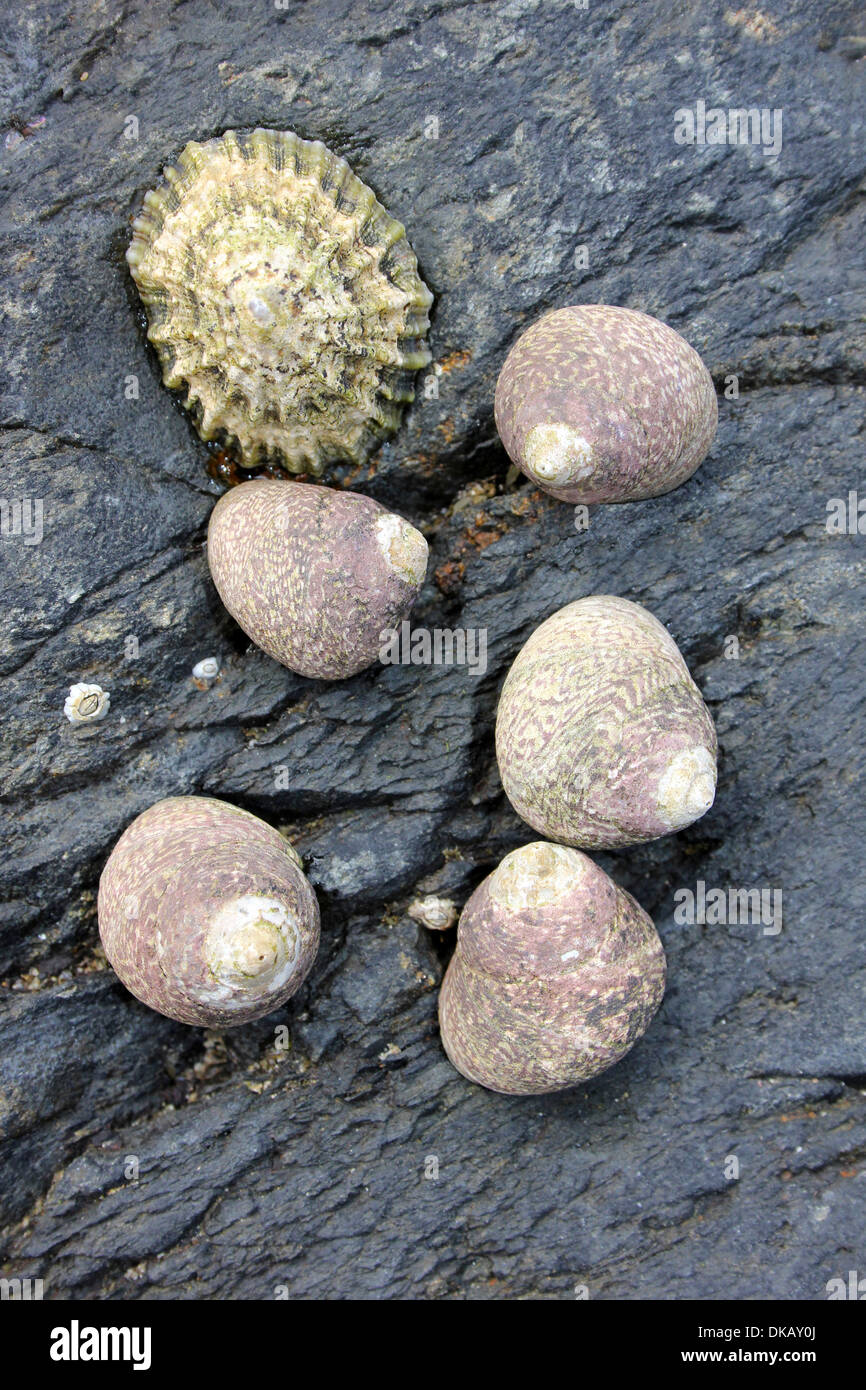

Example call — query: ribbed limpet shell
[127,128,433,474]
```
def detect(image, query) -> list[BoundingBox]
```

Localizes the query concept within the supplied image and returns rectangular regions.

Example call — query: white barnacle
[246,294,275,328]
[192,657,220,680]
[64,683,110,724]
[408,894,458,931]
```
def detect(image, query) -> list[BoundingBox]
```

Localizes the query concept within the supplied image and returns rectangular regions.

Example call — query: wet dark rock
[0,0,864,1299]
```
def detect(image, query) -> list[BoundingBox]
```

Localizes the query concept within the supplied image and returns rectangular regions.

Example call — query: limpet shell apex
[127,128,433,475]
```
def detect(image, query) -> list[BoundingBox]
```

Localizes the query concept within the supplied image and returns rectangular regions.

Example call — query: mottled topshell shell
[439,841,666,1095]
[495,596,717,849]
[98,796,320,1028]
[494,304,717,503]
[127,128,433,474]
[207,479,428,680]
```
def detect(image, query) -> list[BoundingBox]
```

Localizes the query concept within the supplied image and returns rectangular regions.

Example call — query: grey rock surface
[1,0,865,1299]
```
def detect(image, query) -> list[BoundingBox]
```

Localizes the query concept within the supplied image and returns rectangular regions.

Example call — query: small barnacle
[127,128,433,476]
[64,683,110,724]
[408,895,458,931]
[192,657,220,680]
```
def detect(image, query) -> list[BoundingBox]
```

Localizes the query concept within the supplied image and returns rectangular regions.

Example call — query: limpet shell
[98,796,320,1028]
[439,841,666,1095]
[495,596,717,849]
[127,128,433,474]
[207,479,428,680]
[494,304,717,503]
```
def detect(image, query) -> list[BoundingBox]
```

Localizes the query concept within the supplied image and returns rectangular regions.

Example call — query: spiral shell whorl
[127,128,432,474]
[207,479,428,680]
[98,797,320,1027]
[494,304,717,503]
[495,596,718,849]
[439,842,666,1095]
